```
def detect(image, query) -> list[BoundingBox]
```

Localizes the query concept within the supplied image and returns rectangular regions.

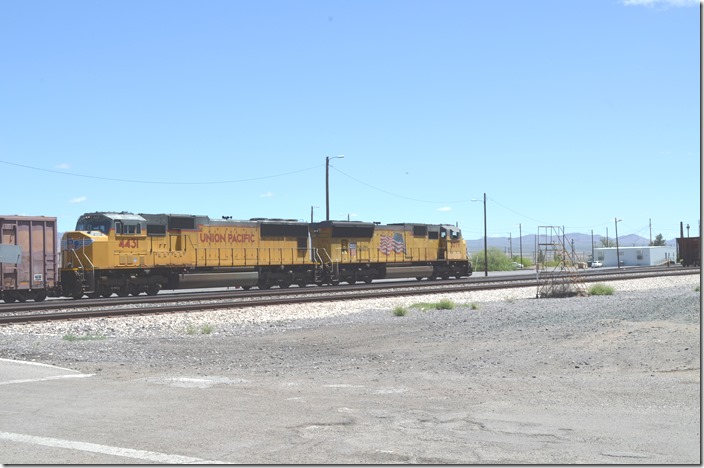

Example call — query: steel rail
[0,265,697,314]
[0,267,698,326]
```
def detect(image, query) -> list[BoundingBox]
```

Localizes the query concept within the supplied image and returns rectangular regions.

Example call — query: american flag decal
[379,233,405,254]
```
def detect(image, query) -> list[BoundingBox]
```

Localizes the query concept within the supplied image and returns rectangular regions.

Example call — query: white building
[593,246,677,267]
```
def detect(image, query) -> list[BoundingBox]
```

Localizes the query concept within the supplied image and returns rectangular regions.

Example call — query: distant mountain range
[466,233,675,255]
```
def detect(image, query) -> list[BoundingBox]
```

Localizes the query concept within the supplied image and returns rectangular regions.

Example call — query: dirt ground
[1,281,700,464]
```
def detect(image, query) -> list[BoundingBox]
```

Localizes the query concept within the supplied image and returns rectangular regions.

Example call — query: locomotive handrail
[314,248,338,271]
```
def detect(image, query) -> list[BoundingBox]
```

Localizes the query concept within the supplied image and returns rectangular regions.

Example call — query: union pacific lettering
[199,232,256,243]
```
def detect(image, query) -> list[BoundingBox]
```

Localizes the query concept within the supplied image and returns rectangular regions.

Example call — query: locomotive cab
[60,212,149,298]
[439,225,464,260]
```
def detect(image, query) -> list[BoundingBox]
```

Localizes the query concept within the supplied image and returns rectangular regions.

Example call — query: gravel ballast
[0,275,700,464]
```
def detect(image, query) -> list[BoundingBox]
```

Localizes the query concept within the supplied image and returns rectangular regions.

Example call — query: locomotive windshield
[75,217,111,234]
[440,226,461,240]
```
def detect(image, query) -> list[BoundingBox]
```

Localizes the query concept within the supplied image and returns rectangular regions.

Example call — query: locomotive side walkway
[0,275,700,464]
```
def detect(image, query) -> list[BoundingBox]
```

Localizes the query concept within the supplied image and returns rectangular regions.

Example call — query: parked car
[591,260,603,268]
[512,262,524,269]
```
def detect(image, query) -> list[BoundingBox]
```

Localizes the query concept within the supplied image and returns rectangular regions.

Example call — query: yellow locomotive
[59,212,472,298]
[312,221,471,284]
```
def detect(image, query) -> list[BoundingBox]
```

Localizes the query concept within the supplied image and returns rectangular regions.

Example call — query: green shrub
[470,303,478,310]
[471,248,514,272]
[63,333,105,342]
[186,324,214,335]
[393,306,407,316]
[588,283,614,296]
[410,300,455,311]
[436,299,455,310]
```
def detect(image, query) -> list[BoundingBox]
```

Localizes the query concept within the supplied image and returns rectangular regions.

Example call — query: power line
[331,166,474,204]
[485,196,547,224]
[0,159,321,185]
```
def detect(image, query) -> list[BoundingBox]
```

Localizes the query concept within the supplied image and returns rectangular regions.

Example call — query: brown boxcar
[676,237,701,267]
[0,216,57,302]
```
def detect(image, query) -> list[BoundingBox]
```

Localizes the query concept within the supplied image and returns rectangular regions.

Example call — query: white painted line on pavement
[0,431,228,464]
[0,358,80,372]
[0,374,94,386]
[0,358,93,385]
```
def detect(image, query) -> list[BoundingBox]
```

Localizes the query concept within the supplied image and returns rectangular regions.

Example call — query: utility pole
[518,223,523,266]
[325,155,344,221]
[310,205,319,223]
[649,218,652,245]
[615,218,622,269]
[483,193,487,276]
[509,232,513,259]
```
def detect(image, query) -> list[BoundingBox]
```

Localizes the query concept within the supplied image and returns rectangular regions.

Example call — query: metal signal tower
[535,226,587,298]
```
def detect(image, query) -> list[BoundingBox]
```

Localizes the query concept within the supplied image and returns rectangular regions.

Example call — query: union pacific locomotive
[58,211,473,299]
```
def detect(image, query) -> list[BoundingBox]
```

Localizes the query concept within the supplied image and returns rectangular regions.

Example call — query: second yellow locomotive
[60,212,472,298]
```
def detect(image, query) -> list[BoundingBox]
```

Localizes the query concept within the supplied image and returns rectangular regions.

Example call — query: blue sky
[1,0,700,244]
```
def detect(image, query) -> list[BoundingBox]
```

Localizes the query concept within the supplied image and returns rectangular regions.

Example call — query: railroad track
[0,266,698,325]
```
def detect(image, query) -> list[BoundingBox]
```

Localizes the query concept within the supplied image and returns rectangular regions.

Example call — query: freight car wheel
[87,292,101,299]
[416,277,423,281]
[33,292,47,302]
[117,288,129,298]
[101,292,113,298]
[146,284,161,296]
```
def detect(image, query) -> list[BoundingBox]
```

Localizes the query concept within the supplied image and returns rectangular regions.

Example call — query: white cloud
[437,207,452,212]
[260,192,274,198]
[623,0,699,6]
[55,163,71,170]
[69,196,87,204]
